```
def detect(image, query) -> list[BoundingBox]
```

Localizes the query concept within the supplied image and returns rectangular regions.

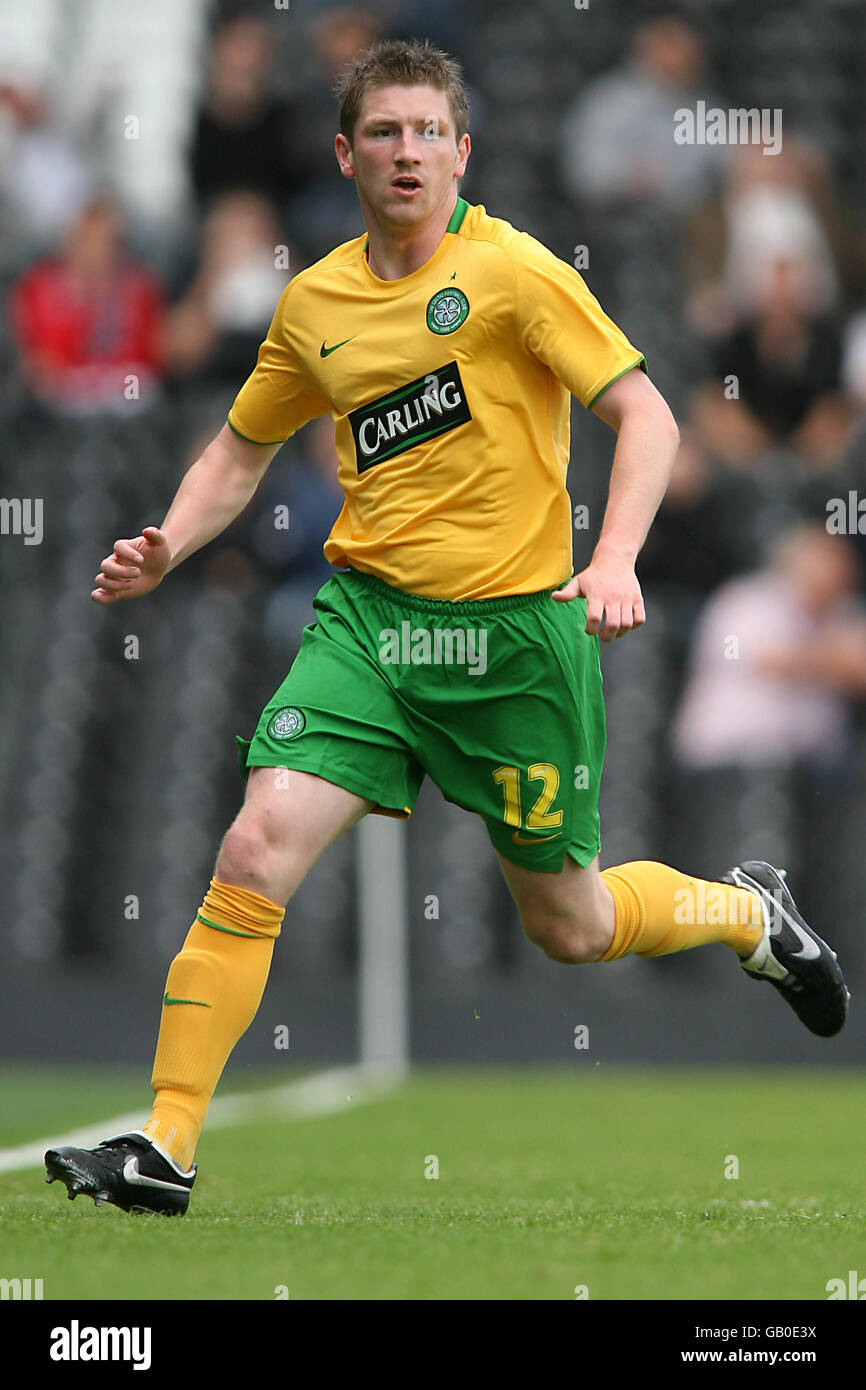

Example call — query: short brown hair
[335,38,469,143]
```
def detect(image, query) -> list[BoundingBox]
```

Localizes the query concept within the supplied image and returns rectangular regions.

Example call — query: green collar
[363,196,470,258]
[445,195,470,233]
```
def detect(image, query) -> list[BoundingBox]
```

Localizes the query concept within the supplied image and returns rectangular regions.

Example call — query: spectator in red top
[9,195,165,415]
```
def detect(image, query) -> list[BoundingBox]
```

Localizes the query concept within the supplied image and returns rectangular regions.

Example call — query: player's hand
[91,526,171,604]
[552,548,645,641]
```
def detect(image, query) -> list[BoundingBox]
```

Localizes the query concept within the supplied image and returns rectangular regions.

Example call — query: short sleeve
[509,233,646,409]
[227,285,331,445]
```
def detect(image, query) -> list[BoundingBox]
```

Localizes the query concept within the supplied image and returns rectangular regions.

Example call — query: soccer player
[45,40,849,1216]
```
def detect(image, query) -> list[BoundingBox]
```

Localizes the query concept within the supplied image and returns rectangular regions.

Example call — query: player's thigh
[497,850,611,938]
[217,766,373,905]
[411,590,605,873]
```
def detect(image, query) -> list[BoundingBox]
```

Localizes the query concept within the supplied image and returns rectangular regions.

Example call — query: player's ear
[335,132,355,180]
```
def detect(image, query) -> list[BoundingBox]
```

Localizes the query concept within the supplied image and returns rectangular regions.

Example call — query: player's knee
[214,820,278,901]
[521,909,601,965]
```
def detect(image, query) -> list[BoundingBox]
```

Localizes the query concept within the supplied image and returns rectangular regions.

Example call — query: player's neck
[363,189,458,282]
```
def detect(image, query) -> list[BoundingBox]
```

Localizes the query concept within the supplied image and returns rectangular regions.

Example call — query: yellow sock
[143,879,284,1171]
[599,861,764,962]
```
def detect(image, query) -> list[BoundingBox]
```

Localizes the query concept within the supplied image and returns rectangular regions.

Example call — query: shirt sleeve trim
[585,356,647,410]
[226,415,286,446]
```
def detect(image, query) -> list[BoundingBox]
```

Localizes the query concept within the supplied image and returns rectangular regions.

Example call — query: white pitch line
[0,1064,404,1175]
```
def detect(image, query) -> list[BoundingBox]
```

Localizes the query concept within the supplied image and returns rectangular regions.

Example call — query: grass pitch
[1,1065,863,1301]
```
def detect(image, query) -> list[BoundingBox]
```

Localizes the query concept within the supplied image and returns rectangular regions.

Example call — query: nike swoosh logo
[512,831,561,845]
[122,1156,190,1192]
[320,336,356,357]
[734,871,822,961]
[773,901,822,960]
[164,992,211,1007]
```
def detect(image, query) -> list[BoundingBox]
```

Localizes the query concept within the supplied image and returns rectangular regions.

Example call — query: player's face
[337,84,470,230]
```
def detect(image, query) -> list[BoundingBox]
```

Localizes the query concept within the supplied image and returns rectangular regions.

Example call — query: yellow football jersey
[228,197,645,601]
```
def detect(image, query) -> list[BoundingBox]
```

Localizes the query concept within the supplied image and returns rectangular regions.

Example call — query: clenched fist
[91,526,171,604]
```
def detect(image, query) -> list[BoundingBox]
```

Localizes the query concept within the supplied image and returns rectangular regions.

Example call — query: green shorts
[236,568,607,872]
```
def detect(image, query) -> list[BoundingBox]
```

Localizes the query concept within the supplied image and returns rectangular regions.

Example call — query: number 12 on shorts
[492,763,563,831]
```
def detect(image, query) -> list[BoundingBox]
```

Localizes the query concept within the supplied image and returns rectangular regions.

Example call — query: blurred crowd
[557,11,866,785]
[2,0,866,934]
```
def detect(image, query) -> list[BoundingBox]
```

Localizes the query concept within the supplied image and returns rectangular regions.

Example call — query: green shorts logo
[426,288,469,334]
[268,707,306,740]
